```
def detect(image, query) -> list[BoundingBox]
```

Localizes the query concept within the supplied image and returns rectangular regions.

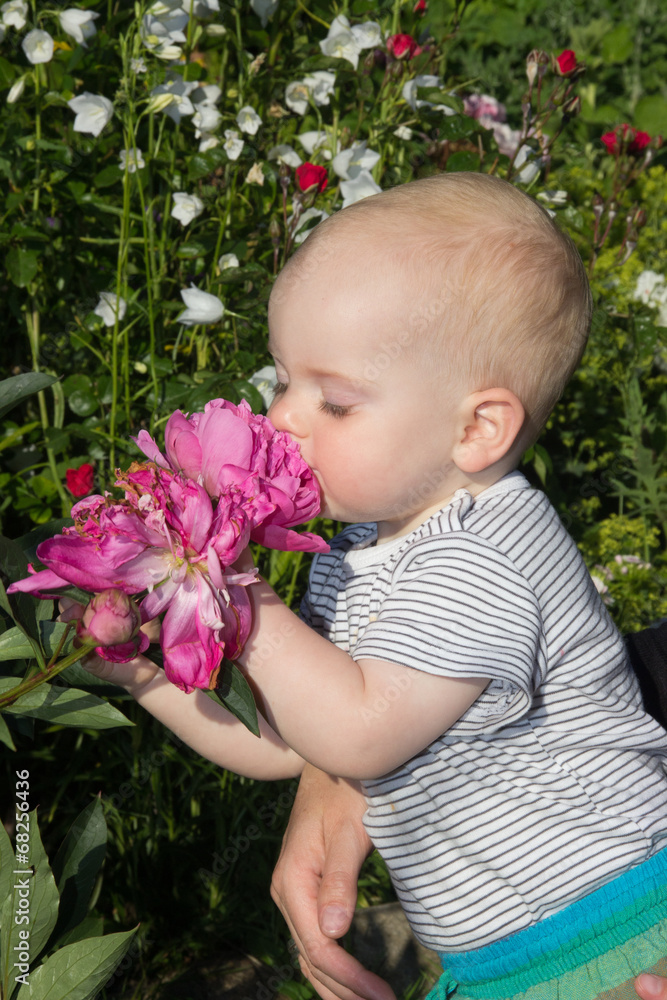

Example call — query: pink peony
[463,94,507,123]
[9,464,260,692]
[134,398,329,553]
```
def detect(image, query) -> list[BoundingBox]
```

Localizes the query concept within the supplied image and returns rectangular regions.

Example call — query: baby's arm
[61,601,303,780]
[236,577,489,780]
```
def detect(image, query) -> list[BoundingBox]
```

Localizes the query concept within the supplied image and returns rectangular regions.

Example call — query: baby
[83,173,667,999]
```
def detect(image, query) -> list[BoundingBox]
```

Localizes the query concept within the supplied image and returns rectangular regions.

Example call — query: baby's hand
[58,597,161,692]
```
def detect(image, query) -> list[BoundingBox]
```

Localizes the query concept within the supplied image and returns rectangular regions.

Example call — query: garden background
[1,0,667,996]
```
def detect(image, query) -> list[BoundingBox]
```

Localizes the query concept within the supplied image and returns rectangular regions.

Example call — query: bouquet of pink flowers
[9,399,328,702]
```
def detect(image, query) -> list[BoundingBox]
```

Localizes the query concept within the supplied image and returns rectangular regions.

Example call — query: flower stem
[0,642,97,710]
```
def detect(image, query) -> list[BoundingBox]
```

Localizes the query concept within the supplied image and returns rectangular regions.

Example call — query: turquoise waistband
[439,845,667,985]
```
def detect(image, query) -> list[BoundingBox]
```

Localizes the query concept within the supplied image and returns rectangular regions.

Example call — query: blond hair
[290,172,592,445]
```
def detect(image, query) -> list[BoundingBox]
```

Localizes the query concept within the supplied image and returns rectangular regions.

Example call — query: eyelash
[271,381,351,419]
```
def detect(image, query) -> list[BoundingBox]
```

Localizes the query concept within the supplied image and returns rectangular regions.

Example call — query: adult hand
[271,764,396,1000]
[635,975,667,998]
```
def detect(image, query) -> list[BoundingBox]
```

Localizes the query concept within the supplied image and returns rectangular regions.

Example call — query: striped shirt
[300,471,667,951]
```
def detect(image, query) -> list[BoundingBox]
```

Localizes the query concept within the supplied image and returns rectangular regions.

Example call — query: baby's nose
[268,395,307,440]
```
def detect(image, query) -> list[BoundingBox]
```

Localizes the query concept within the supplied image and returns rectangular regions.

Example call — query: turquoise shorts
[426,847,667,1000]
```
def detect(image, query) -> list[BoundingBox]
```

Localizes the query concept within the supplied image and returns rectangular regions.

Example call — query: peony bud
[77,589,143,658]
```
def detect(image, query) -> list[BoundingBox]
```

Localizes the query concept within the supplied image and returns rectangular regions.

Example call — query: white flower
[514,145,541,185]
[198,133,219,152]
[393,124,413,141]
[1,0,27,29]
[237,104,262,135]
[351,21,383,48]
[141,12,187,60]
[248,365,277,410]
[250,0,278,27]
[297,130,335,160]
[59,8,99,47]
[22,29,54,64]
[150,78,195,123]
[193,105,221,136]
[292,207,329,244]
[332,140,380,181]
[245,162,264,185]
[340,169,382,208]
[268,144,302,168]
[223,129,244,160]
[177,285,224,326]
[303,70,336,107]
[94,292,127,327]
[171,192,204,226]
[131,57,147,73]
[68,92,114,137]
[190,0,219,16]
[218,252,239,270]
[205,22,226,36]
[119,147,145,172]
[402,74,456,115]
[285,81,310,116]
[7,76,25,104]
[191,83,221,106]
[634,271,667,326]
[319,15,362,68]
[537,190,568,208]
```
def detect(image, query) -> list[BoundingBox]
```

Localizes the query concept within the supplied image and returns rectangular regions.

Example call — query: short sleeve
[352,533,543,732]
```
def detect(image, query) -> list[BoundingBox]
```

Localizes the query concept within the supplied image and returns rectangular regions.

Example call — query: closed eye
[272,381,288,398]
[318,400,351,419]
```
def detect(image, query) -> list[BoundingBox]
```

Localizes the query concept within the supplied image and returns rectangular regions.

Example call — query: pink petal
[164,411,204,481]
[132,430,170,469]
[251,523,330,553]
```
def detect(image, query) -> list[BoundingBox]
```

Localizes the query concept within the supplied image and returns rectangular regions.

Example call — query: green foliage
[0,801,137,1000]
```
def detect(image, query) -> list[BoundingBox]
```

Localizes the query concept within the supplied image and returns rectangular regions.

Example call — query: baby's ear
[452,389,525,474]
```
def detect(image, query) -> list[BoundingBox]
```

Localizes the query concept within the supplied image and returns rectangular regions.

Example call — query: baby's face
[267,245,465,542]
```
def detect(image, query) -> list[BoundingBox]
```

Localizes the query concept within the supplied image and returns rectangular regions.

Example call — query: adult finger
[635,974,667,999]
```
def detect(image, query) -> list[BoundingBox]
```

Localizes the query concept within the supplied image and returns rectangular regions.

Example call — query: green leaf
[0,834,20,1000]
[0,680,134,730]
[6,248,40,288]
[0,374,58,422]
[14,928,138,1000]
[601,23,634,64]
[214,660,260,737]
[0,626,35,661]
[634,95,667,137]
[24,810,60,963]
[51,799,106,943]
[0,56,16,89]
[0,712,15,749]
[0,537,44,664]
[0,822,15,923]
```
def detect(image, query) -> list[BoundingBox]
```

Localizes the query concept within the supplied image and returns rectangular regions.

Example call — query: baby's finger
[58,598,85,622]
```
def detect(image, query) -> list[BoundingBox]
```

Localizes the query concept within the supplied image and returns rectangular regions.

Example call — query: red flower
[601,123,652,157]
[66,463,95,497]
[600,130,619,155]
[386,33,421,59]
[413,0,427,12]
[628,130,651,155]
[556,49,577,75]
[295,163,328,194]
